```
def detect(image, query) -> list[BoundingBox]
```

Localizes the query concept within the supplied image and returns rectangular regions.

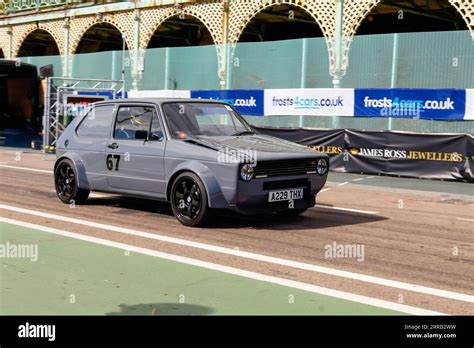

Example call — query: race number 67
[106,154,120,171]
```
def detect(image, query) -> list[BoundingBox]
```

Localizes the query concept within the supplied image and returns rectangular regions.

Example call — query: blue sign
[191,89,264,116]
[354,89,466,120]
[77,90,127,99]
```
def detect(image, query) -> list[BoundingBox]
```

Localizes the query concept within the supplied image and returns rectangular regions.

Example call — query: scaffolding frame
[43,77,124,150]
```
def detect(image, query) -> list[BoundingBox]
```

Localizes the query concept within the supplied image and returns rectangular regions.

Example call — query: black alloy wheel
[170,172,209,227]
[54,159,89,204]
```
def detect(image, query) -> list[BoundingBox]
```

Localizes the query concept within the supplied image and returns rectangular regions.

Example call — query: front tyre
[54,159,90,204]
[170,172,209,227]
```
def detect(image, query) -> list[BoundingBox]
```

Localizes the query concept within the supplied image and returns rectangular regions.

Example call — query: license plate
[268,188,304,202]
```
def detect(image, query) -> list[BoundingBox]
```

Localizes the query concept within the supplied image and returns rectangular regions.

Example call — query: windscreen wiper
[233,130,255,136]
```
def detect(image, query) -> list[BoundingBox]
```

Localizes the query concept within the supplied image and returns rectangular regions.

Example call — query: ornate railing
[7,0,69,12]
[0,1,8,14]
[3,0,127,13]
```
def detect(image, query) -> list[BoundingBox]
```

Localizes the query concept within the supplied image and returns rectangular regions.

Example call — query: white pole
[121,33,126,85]
[300,38,308,127]
[332,0,344,129]
[164,47,170,90]
[388,33,399,131]
[333,0,344,89]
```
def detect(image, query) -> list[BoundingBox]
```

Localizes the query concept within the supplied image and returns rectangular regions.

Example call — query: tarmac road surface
[0,149,472,315]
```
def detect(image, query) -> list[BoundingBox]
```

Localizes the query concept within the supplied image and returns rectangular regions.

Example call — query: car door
[74,104,116,191]
[105,104,166,197]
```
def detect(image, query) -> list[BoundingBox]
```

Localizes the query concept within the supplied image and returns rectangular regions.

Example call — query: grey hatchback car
[54,98,329,226]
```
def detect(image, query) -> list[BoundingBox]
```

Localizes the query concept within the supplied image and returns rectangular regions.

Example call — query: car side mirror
[149,131,164,141]
[135,130,148,140]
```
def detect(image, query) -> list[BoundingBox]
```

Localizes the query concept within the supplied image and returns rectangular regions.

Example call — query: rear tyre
[279,208,307,217]
[54,159,90,204]
[170,172,209,227]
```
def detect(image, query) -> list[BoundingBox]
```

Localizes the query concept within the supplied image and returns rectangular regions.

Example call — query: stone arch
[139,3,224,82]
[12,22,64,58]
[341,0,474,73]
[0,30,5,58]
[69,11,135,55]
[342,0,380,39]
[228,0,335,73]
[0,27,8,59]
[344,0,473,38]
[40,19,66,53]
[339,0,380,73]
[449,0,474,38]
[228,0,334,44]
[139,2,224,51]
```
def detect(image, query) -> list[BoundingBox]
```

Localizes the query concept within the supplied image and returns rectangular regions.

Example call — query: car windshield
[162,102,254,139]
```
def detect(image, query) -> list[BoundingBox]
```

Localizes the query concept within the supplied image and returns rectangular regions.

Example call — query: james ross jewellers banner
[254,127,474,182]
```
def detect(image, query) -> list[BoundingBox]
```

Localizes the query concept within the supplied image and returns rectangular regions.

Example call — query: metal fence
[7,0,68,12]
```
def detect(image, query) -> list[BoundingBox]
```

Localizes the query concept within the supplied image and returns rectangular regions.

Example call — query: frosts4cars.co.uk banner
[263,89,354,116]
[354,89,467,120]
[131,88,474,120]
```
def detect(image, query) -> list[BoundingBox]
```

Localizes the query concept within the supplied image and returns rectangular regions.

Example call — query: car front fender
[55,152,91,190]
[167,161,230,209]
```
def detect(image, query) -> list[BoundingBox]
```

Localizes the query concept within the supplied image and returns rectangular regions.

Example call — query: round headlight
[240,164,255,181]
[316,158,328,175]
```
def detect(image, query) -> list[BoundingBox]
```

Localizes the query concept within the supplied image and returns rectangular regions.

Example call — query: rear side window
[76,105,115,138]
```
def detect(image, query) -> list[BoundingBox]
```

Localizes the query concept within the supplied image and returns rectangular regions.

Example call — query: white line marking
[366,176,375,179]
[89,193,119,199]
[314,204,379,215]
[353,178,364,182]
[319,188,332,193]
[0,216,444,315]
[456,218,474,222]
[0,204,470,304]
[337,182,349,186]
[0,164,51,174]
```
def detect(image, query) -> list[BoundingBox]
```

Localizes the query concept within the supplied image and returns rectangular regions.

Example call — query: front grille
[263,179,309,191]
[254,159,317,178]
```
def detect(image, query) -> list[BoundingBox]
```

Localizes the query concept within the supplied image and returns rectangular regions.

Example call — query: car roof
[93,98,228,106]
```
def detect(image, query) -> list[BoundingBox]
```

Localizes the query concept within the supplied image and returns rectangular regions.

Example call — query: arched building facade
[0,0,472,89]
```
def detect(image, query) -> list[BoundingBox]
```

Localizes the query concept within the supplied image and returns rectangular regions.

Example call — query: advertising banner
[264,88,354,116]
[255,127,474,182]
[465,89,474,120]
[127,88,474,120]
[128,90,190,98]
[63,94,108,119]
[354,89,466,120]
[191,90,264,116]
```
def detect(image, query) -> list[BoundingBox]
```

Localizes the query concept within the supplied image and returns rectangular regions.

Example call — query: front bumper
[232,173,327,215]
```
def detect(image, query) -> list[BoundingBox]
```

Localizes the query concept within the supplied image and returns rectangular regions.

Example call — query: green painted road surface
[0,222,403,315]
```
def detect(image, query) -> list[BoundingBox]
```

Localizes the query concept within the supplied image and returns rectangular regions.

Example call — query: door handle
[107,143,119,149]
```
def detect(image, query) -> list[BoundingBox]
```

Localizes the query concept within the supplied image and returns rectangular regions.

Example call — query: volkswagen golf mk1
[54,98,329,226]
